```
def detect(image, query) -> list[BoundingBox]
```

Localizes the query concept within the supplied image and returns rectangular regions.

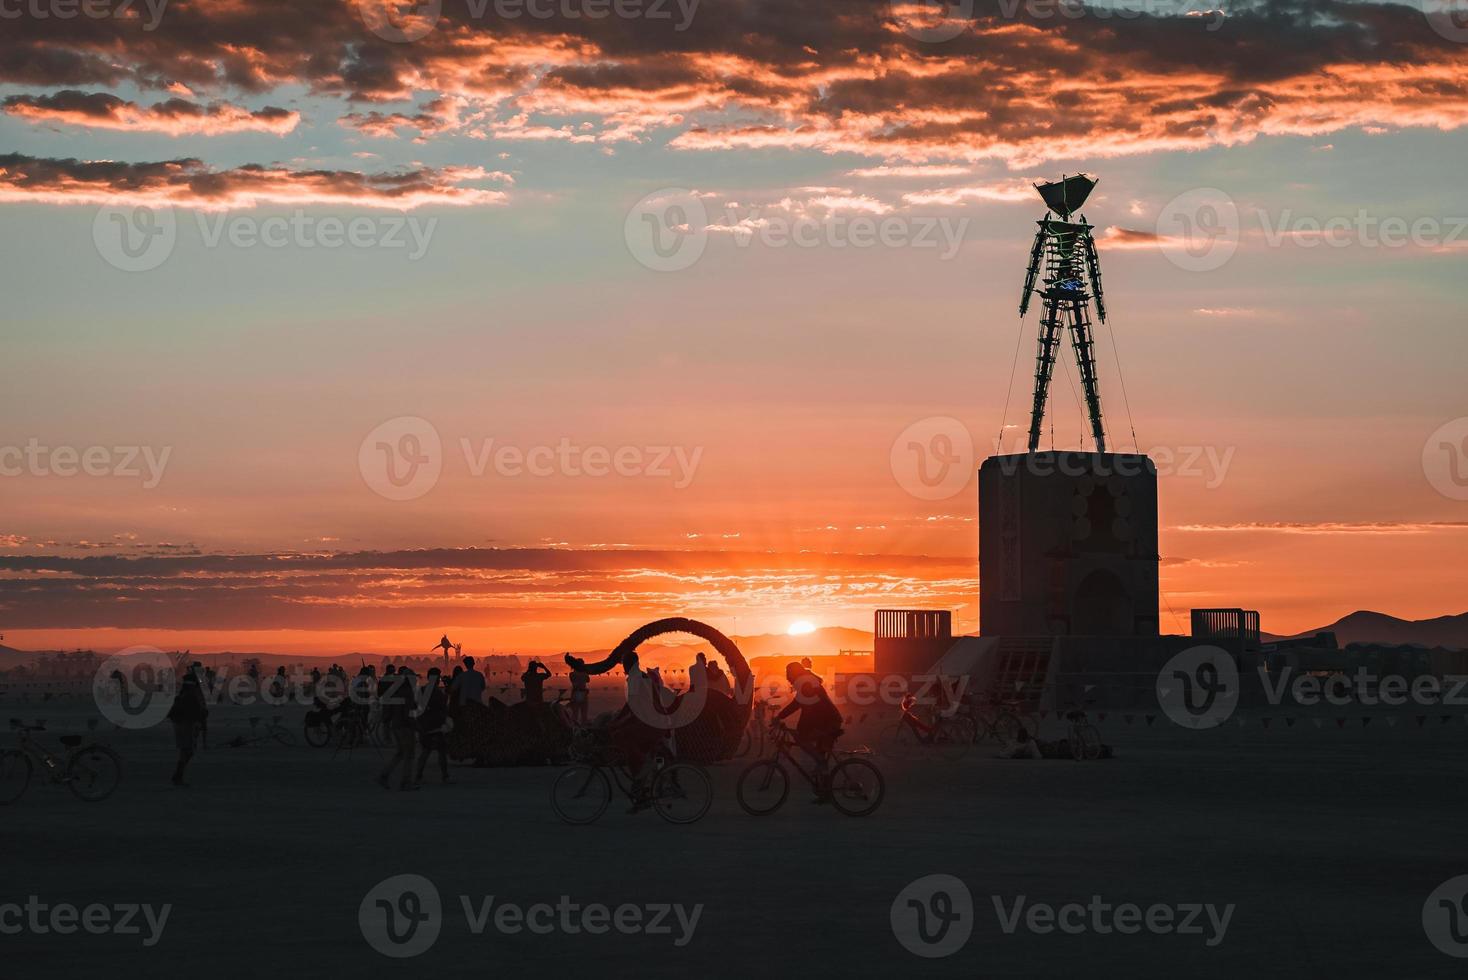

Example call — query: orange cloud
[0,154,509,210]
[3,91,299,135]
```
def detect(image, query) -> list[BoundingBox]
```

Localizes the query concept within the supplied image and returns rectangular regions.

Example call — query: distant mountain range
[5,614,1462,670]
[1274,610,1468,650]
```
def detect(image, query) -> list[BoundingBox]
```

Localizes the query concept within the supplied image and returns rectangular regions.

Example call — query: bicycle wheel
[303,714,332,748]
[1073,723,1102,761]
[652,763,713,825]
[941,716,978,746]
[551,765,612,825]
[736,759,790,816]
[0,750,33,805]
[829,757,885,817]
[992,710,1022,743]
[65,744,122,802]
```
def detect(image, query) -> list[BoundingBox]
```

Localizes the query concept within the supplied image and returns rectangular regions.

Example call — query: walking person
[377,666,419,792]
[168,665,209,788]
[414,668,453,786]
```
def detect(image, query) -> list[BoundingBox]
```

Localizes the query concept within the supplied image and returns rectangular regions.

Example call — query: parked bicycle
[1063,700,1102,760]
[737,722,883,817]
[550,727,712,825]
[224,715,297,748]
[882,693,978,750]
[968,695,1037,745]
[0,719,123,805]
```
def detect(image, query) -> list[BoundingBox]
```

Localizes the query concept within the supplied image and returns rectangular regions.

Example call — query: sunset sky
[2,0,1466,655]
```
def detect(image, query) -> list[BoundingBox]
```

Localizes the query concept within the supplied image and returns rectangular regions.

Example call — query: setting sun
[787,621,817,636]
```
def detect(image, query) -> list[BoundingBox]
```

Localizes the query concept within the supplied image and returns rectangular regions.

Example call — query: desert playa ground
[3,697,1466,978]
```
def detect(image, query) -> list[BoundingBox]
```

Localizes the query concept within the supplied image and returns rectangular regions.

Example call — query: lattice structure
[1018,174,1110,453]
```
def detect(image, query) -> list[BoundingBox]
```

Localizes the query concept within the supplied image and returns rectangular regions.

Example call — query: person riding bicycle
[774,661,842,802]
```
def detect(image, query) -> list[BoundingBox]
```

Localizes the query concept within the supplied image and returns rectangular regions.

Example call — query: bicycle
[1062,700,1102,761]
[882,693,977,751]
[0,719,124,805]
[550,726,712,825]
[737,722,884,817]
[966,695,1037,745]
[224,715,297,748]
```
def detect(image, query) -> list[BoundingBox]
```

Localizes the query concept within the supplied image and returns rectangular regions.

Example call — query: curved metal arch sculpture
[564,618,753,761]
[564,617,751,690]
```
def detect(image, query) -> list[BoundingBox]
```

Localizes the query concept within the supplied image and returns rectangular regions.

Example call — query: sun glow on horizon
[787,620,816,636]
